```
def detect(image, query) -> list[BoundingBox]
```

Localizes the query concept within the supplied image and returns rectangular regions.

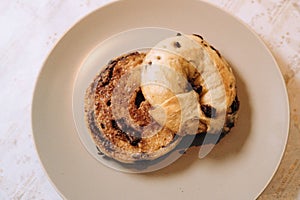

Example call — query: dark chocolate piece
[174,41,181,48]
[230,96,240,113]
[100,123,105,129]
[134,88,145,108]
[192,34,203,40]
[193,85,202,94]
[210,45,221,57]
[201,104,217,118]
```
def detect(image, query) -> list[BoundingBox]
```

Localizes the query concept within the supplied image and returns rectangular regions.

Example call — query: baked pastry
[85,52,182,163]
[141,34,239,135]
[84,34,239,164]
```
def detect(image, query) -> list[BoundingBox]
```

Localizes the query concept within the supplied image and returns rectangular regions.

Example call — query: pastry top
[141,34,237,134]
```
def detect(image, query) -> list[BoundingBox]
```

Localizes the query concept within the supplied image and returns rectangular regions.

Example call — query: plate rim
[31,0,290,199]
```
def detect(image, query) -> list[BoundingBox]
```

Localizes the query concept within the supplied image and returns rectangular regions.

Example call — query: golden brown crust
[141,34,239,135]
[190,35,237,108]
[84,52,181,163]
[190,34,239,133]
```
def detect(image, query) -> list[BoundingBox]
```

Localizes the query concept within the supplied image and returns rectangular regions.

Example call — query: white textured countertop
[0,0,299,199]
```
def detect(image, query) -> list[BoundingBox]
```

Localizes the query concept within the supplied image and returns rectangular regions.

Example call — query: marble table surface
[0,0,299,199]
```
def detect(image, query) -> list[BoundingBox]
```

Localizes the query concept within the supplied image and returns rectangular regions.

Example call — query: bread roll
[141,34,238,135]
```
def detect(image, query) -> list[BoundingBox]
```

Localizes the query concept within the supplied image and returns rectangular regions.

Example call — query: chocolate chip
[106,100,111,106]
[174,41,181,48]
[107,59,117,66]
[210,45,216,51]
[100,123,105,129]
[111,120,118,129]
[148,61,152,65]
[125,133,141,146]
[135,88,145,108]
[227,122,235,128]
[99,64,115,87]
[176,33,182,36]
[192,34,203,40]
[193,85,202,94]
[210,45,221,57]
[230,96,240,113]
[130,138,141,146]
[201,104,216,118]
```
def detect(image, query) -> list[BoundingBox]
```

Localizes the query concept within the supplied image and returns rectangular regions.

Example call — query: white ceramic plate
[32,0,289,199]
